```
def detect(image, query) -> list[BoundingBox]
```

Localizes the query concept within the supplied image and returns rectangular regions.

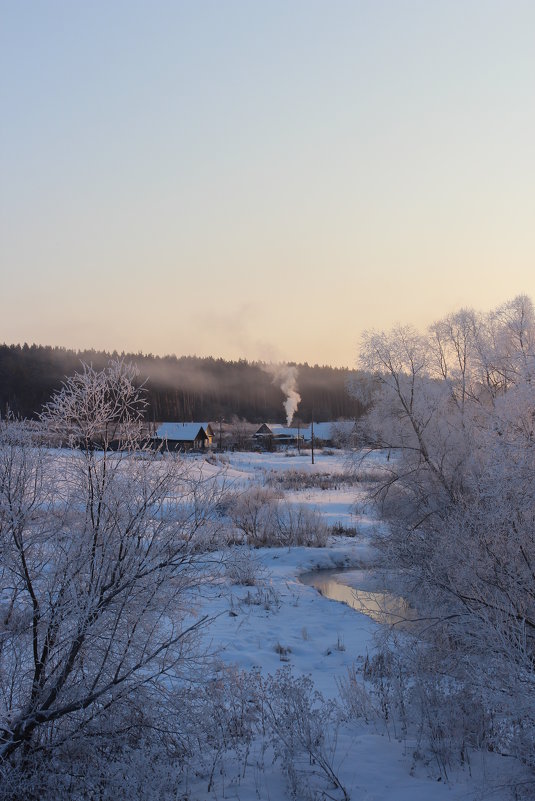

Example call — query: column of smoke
[265,364,301,427]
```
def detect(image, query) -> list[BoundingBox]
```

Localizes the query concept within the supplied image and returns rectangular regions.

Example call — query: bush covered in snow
[228,487,329,547]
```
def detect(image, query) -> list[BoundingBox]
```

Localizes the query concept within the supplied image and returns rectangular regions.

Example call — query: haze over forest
[0,342,364,423]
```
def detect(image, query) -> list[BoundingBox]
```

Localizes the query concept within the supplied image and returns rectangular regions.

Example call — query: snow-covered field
[184,449,518,801]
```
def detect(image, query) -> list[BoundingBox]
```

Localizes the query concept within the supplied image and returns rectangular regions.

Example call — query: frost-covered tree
[0,361,224,790]
[356,295,535,771]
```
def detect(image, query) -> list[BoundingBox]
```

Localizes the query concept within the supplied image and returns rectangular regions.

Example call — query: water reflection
[300,568,416,629]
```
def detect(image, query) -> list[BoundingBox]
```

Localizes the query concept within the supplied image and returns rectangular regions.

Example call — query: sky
[1,1,534,368]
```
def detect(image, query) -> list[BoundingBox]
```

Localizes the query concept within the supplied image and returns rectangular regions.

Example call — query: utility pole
[311,418,315,465]
[218,417,223,451]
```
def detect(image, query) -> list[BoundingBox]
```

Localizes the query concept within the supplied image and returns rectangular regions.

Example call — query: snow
[253,422,355,442]
[154,422,208,441]
[183,449,519,800]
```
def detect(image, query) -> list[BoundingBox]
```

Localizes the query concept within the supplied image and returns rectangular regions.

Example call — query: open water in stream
[299,568,417,630]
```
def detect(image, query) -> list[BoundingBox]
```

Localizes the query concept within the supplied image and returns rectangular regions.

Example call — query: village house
[253,423,304,449]
[253,421,356,449]
[152,422,214,451]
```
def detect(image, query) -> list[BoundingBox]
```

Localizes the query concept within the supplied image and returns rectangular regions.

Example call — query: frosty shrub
[274,501,329,547]
[0,361,227,797]
[262,667,349,801]
[228,486,329,548]
[266,469,356,491]
[224,545,265,585]
[330,522,359,538]
[363,641,492,780]
[1,695,188,801]
[227,486,279,546]
[178,665,264,794]
[336,663,375,724]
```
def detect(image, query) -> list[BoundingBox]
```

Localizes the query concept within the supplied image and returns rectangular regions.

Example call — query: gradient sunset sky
[2,1,534,367]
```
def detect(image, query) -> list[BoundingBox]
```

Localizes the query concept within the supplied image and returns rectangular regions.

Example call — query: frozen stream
[299,568,417,630]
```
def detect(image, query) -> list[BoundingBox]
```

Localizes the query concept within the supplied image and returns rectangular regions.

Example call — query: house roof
[255,421,356,442]
[254,424,272,435]
[302,421,356,441]
[154,423,208,442]
[254,424,303,438]
[268,425,302,438]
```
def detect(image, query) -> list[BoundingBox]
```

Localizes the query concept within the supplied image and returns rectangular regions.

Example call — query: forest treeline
[0,343,364,423]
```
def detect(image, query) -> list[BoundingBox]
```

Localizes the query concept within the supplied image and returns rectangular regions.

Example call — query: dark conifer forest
[0,343,364,423]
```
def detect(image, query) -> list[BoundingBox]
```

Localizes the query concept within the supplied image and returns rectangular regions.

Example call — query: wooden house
[253,421,356,449]
[253,423,305,449]
[152,422,214,451]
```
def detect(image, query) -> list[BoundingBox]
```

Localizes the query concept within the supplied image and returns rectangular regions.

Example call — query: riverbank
[187,450,520,799]
[197,538,516,800]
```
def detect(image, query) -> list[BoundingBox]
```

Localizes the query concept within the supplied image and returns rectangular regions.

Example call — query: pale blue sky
[1,1,534,366]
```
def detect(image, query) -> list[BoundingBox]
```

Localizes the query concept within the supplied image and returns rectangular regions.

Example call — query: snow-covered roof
[268,424,302,438]
[154,423,208,442]
[255,422,355,441]
[254,424,303,438]
[302,421,356,442]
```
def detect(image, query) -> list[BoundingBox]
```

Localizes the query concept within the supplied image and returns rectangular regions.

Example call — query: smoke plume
[265,364,301,426]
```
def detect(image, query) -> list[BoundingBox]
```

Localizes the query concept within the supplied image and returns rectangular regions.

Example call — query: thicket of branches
[356,294,535,779]
[0,361,229,798]
[0,344,364,423]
